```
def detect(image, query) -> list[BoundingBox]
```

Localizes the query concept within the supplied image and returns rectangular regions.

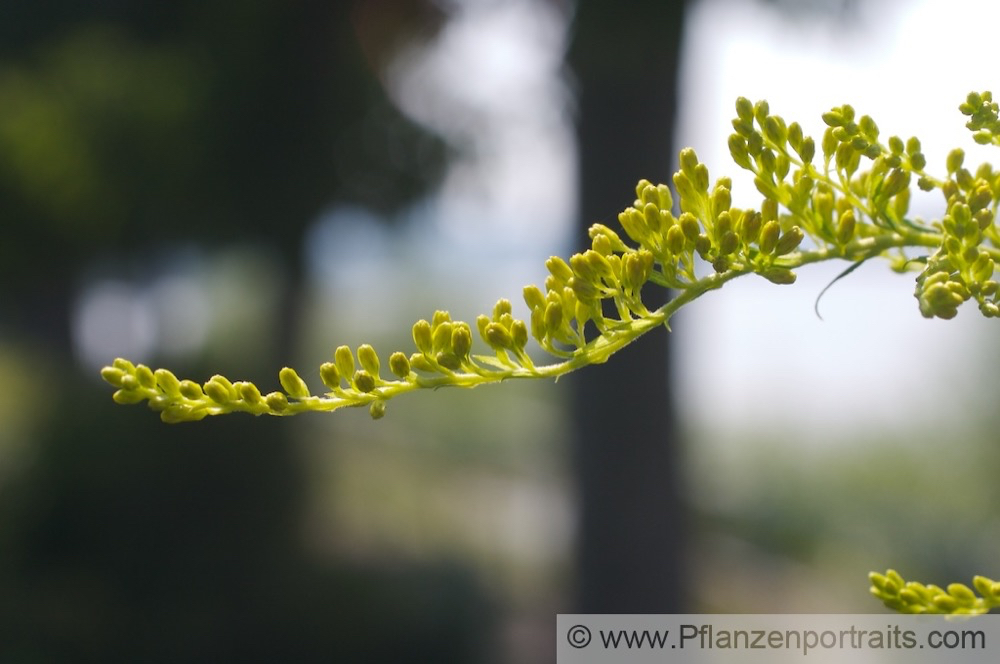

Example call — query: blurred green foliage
[0,2,508,661]
[0,0,446,314]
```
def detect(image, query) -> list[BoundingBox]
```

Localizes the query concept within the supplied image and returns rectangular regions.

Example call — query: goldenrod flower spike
[104,90,1000,424]
[102,90,1000,613]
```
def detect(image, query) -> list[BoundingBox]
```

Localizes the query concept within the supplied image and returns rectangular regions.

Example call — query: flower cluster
[961,90,1000,147]
[103,91,1000,423]
[102,90,1000,614]
[913,147,1000,318]
[870,569,1000,615]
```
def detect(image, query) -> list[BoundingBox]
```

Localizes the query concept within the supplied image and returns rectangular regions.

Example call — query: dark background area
[0,0,690,660]
[0,1,494,661]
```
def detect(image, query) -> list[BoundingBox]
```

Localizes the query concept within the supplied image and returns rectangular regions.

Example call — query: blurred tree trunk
[568,0,688,613]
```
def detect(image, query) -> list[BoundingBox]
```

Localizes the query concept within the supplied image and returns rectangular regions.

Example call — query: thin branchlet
[101,91,1000,614]
[103,91,1000,424]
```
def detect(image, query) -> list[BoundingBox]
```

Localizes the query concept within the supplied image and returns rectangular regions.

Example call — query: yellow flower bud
[585,249,615,282]
[511,319,529,349]
[821,127,838,160]
[715,210,733,236]
[753,99,770,125]
[774,226,805,256]
[719,230,739,256]
[530,307,546,341]
[976,208,993,231]
[836,209,857,245]
[112,358,136,373]
[485,322,512,349]
[591,233,613,257]
[946,583,977,606]
[679,212,700,242]
[635,178,655,205]
[622,251,651,291]
[352,370,376,393]
[357,344,380,377]
[436,352,461,371]
[160,404,208,423]
[238,381,262,404]
[764,115,786,146]
[738,210,761,244]
[544,301,563,335]
[759,267,797,285]
[412,320,433,355]
[798,137,815,164]
[973,576,998,600]
[570,276,598,303]
[971,253,994,283]
[933,595,958,612]
[728,134,751,169]
[476,314,491,342]
[265,391,288,412]
[432,320,453,353]
[711,186,732,218]
[369,401,387,420]
[409,353,434,373]
[759,219,780,254]
[666,224,686,255]
[113,389,146,405]
[880,169,909,199]
[734,96,753,123]
[969,185,993,213]
[101,366,125,388]
[136,364,156,389]
[320,362,341,389]
[588,223,628,252]
[947,148,965,174]
[431,310,451,328]
[761,198,778,223]
[570,252,597,283]
[451,324,472,358]
[545,256,574,284]
[493,298,512,321]
[618,207,651,245]
[641,202,661,234]
[209,374,237,399]
[204,379,231,404]
[679,147,699,180]
[957,168,976,191]
[388,352,411,378]
[787,121,803,150]
[868,572,890,593]
[654,183,673,211]
[279,367,310,399]
[695,234,712,259]
[671,172,697,208]
[693,163,710,193]
[147,396,170,412]
[335,345,355,380]
[179,380,203,400]
[155,369,181,396]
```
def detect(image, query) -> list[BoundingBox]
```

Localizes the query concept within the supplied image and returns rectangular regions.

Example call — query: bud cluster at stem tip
[870,569,1000,615]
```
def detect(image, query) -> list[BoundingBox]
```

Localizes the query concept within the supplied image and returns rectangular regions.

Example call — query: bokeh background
[2,0,999,661]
